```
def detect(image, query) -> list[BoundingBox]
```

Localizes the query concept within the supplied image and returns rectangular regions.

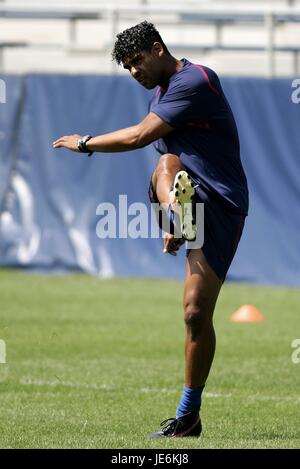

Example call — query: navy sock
[176,384,205,418]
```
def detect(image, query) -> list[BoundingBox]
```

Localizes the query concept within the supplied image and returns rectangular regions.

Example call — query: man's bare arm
[52,112,173,154]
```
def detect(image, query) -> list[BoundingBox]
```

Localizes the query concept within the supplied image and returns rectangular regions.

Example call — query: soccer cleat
[148,412,201,438]
[172,170,196,241]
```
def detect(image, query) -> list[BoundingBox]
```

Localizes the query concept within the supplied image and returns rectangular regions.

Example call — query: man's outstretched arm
[52,112,173,154]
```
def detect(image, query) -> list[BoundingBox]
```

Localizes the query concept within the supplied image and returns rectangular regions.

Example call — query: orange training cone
[231,304,264,323]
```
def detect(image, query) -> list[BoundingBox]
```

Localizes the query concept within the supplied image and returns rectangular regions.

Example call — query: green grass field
[0,269,299,449]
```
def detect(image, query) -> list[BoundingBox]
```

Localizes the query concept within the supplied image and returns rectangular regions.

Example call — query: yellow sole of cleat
[173,170,196,241]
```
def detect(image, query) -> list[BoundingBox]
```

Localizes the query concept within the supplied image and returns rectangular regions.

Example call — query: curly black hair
[112,21,169,65]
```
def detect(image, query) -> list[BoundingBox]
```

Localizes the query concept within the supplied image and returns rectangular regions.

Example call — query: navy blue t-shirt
[150,58,249,215]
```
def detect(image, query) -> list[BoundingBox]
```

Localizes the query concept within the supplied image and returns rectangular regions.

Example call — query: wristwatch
[77,135,94,157]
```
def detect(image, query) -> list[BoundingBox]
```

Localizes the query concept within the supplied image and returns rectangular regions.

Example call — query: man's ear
[152,42,164,57]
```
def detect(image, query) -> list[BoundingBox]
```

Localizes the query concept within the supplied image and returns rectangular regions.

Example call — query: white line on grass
[19,378,300,403]
[20,378,114,391]
[20,377,232,397]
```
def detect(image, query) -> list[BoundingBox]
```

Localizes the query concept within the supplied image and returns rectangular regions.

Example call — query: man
[53,21,249,438]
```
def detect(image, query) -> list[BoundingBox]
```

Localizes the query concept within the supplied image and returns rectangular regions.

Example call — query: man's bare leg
[149,155,222,437]
[184,249,222,387]
[174,249,222,420]
[151,153,185,255]
[151,153,183,204]
[152,153,222,388]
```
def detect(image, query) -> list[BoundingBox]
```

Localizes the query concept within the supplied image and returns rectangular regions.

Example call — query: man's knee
[183,292,214,336]
[151,153,182,191]
[156,153,182,174]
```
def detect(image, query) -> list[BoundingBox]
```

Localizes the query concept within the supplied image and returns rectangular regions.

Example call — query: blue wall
[0,75,299,285]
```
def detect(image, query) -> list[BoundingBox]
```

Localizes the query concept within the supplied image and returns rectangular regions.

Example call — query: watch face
[78,138,85,152]
[77,135,92,154]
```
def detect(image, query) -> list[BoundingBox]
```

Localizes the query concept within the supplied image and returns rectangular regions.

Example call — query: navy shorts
[148,180,246,281]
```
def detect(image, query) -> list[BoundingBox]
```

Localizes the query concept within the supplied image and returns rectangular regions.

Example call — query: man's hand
[53,134,82,152]
[163,233,184,256]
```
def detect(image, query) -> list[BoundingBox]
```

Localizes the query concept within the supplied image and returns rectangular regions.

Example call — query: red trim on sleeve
[193,64,221,97]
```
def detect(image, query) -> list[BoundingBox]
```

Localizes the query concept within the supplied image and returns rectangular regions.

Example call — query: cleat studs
[175,191,179,197]
[182,188,186,194]
[178,174,182,179]
[175,183,179,189]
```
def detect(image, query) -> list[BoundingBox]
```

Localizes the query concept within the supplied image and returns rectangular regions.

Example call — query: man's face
[123,47,162,89]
